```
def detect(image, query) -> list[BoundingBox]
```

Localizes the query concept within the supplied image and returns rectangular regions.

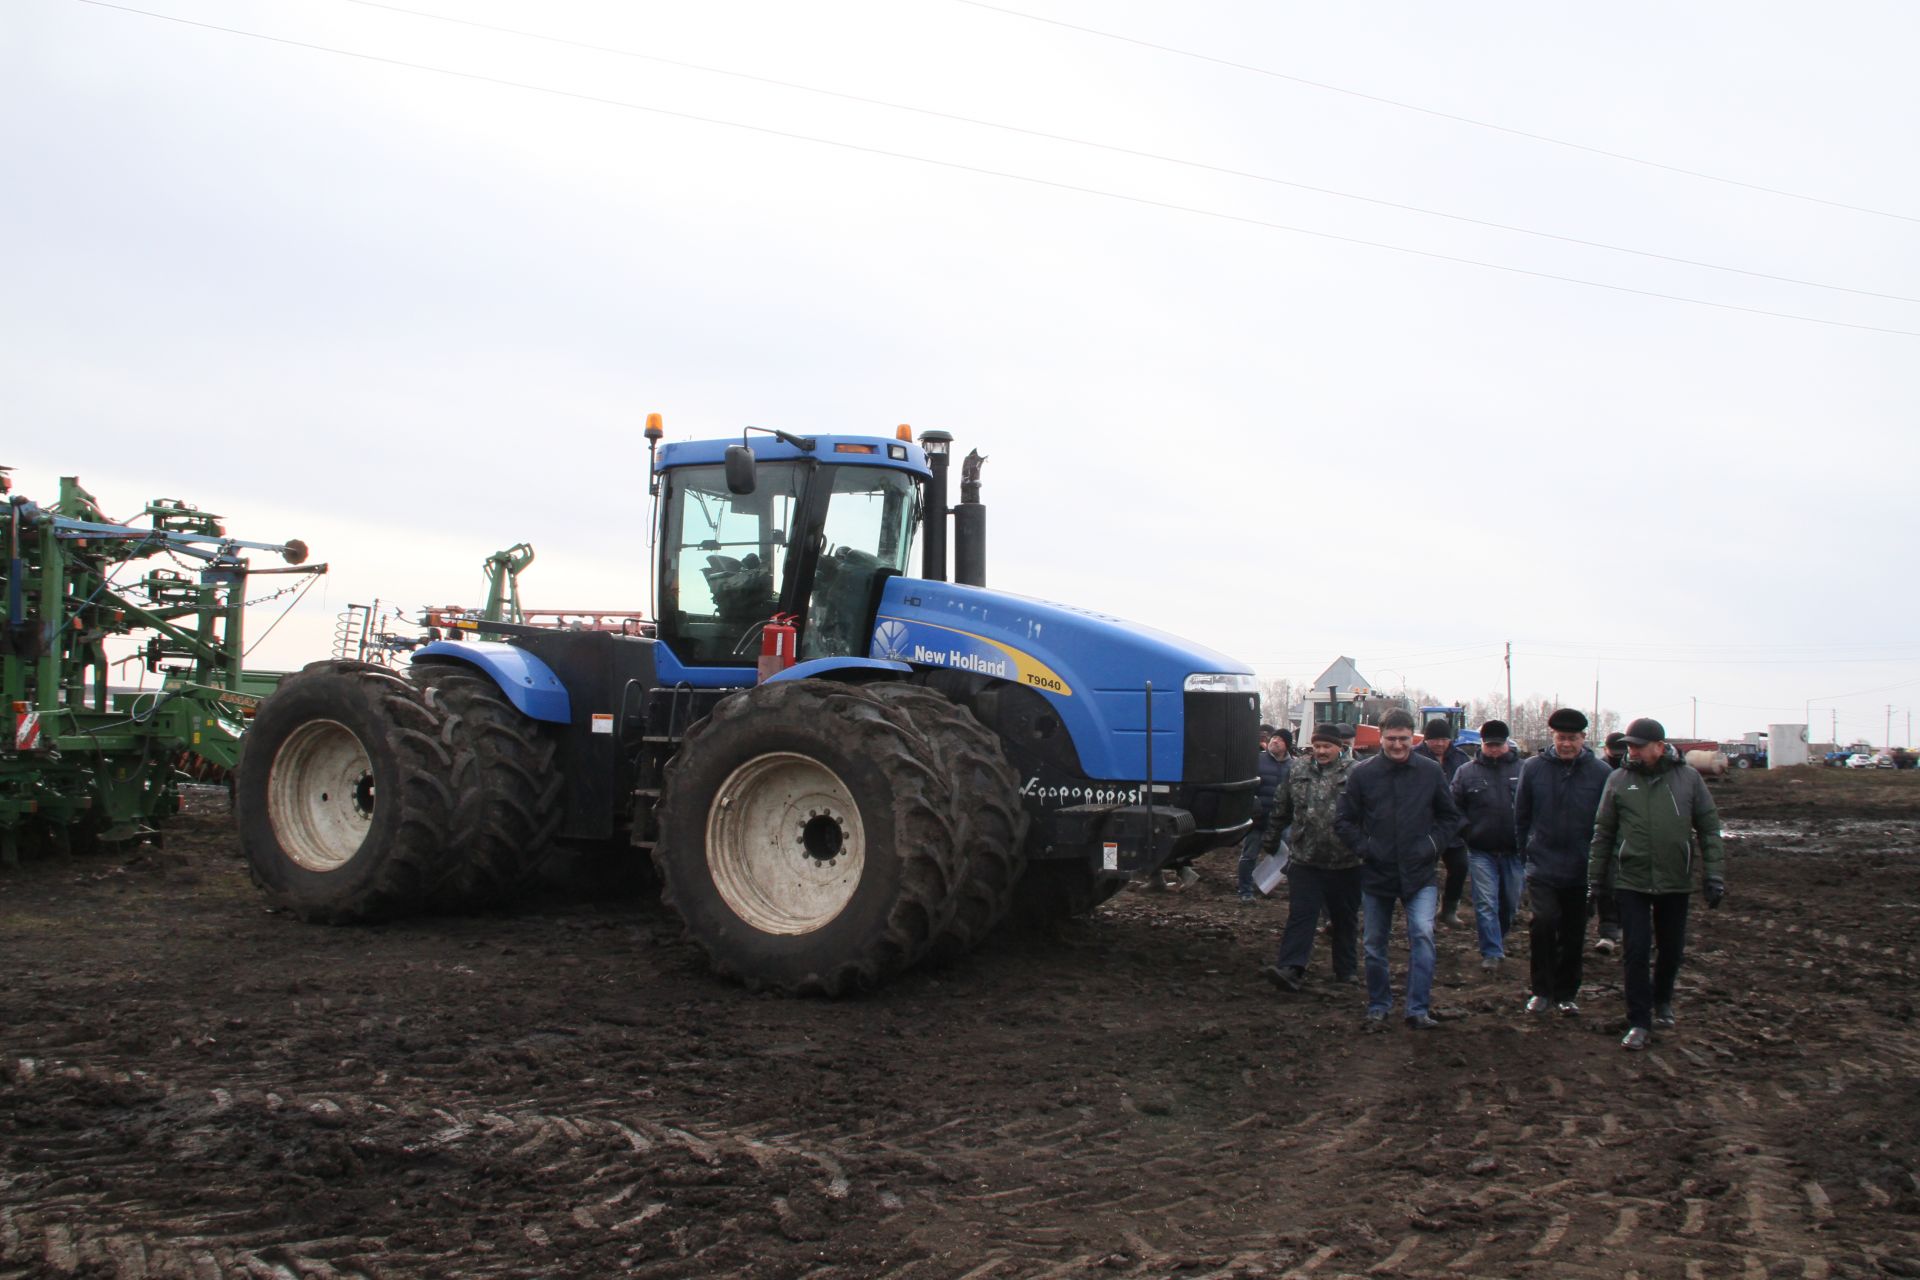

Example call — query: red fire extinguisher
[757,614,799,683]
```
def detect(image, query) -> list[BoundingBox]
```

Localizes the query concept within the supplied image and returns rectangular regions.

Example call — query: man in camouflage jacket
[1259,722,1361,992]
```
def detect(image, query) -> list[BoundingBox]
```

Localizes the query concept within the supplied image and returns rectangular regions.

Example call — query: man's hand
[1704,877,1726,909]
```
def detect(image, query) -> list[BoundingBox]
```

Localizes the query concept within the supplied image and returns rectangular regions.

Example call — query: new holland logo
[871,619,911,661]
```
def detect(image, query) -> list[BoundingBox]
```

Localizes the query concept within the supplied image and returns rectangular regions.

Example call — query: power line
[327,0,1920,307]
[69,0,1920,341]
[950,0,1920,227]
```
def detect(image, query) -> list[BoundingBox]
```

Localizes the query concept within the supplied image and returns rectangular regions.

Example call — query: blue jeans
[1363,885,1438,1019]
[1467,851,1524,959]
[1237,823,1288,895]
[1236,826,1262,895]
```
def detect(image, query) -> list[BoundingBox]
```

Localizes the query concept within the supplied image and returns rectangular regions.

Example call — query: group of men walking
[1248,708,1726,1050]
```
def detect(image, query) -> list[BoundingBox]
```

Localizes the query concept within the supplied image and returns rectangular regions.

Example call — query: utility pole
[1692,696,1697,739]
[1593,679,1599,732]
[1504,641,1512,722]
[1832,708,1838,745]
[1888,704,1895,750]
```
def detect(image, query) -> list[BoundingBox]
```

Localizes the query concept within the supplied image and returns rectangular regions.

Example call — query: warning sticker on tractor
[590,714,613,735]
[1102,842,1119,871]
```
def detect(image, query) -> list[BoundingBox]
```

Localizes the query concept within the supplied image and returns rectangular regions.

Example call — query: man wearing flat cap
[1514,707,1612,1017]
[1589,717,1726,1051]
[1412,719,1474,928]
[1259,722,1361,991]
[1450,719,1525,972]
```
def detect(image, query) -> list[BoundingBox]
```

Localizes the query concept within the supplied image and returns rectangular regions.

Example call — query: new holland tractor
[236,421,1260,993]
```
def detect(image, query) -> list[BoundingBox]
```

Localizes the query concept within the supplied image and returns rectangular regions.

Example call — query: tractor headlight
[1183,673,1258,694]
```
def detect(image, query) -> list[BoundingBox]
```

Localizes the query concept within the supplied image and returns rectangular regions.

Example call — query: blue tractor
[236,421,1259,993]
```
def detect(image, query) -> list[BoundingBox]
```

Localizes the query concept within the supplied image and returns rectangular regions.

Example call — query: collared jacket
[1260,753,1356,869]
[1588,749,1726,894]
[1253,749,1294,830]
[1513,746,1612,889]
[1450,747,1523,854]
[1334,752,1462,897]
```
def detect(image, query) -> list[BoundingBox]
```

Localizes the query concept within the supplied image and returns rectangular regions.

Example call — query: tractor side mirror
[724,445,757,495]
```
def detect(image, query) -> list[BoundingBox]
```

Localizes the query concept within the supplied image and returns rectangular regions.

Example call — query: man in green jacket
[1588,717,1727,1051]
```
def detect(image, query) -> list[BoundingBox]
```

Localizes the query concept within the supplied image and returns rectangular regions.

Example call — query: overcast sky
[6,0,1916,746]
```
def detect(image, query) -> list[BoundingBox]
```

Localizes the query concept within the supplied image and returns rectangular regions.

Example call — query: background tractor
[235,420,1260,993]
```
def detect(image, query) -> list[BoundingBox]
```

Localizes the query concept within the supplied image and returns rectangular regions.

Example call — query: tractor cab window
[800,466,918,661]
[660,463,803,664]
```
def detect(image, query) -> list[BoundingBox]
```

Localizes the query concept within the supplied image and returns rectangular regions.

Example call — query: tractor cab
[651,432,929,669]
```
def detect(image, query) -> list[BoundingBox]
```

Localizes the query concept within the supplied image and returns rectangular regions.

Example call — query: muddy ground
[3,767,1918,1279]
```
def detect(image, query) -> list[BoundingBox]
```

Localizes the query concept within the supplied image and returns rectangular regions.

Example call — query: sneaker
[1525,995,1551,1015]
[1405,1012,1440,1030]
[1445,906,1465,927]
[1333,972,1360,985]
[1621,1026,1650,1051]
[1557,1001,1580,1018]
[1262,965,1304,993]
[1653,1003,1676,1029]
[1237,892,1255,904]
[1594,937,1617,955]
[1362,1010,1389,1033]
[1480,956,1501,973]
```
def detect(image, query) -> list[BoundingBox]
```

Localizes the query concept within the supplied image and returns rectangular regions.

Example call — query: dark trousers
[1440,844,1468,916]
[1617,889,1690,1030]
[1275,863,1362,978]
[1595,884,1622,942]
[1528,881,1588,1002]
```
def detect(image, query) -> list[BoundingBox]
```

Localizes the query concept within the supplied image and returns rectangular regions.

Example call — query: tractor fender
[411,640,571,724]
[765,657,912,684]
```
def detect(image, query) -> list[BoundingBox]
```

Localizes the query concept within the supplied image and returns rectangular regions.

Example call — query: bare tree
[1257,676,1293,730]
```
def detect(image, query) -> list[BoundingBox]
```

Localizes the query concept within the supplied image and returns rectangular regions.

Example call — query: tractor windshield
[799,466,918,661]
[659,463,804,664]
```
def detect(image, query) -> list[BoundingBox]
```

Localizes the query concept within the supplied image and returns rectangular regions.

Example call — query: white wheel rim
[707,752,866,935]
[268,719,375,872]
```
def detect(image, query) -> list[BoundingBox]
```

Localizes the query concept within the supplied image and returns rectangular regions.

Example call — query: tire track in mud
[4,800,1919,1277]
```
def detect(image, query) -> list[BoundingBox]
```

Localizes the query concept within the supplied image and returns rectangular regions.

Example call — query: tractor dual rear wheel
[655,679,966,995]
[412,662,563,904]
[237,661,472,923]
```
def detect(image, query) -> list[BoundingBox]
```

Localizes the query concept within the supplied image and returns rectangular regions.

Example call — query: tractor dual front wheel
[655,679,970,995]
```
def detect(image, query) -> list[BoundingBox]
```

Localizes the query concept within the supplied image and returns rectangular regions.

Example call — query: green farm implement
[1,467,323,862]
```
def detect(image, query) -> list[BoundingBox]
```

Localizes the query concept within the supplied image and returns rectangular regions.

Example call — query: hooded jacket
[1514,746,1612,889]
[1450,746,1524,854]
[1588,749,1726,894]
[1261,752,1357,869]
[1334,751,1462,898]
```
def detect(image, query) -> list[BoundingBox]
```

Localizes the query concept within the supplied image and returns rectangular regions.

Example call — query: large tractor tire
[237,661,471,923]
[655,679,964,995]
[864,683,1029,963]
[412,662,563,904]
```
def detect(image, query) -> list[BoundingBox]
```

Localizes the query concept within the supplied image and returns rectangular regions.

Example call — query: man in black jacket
[1238,728,1294,902]
[1514,707,1612,1017]
[1413,719,1473,928]
[1335,709,1463,1031]
[1451,719,1524,973]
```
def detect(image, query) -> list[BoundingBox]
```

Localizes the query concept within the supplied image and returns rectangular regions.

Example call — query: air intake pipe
[954,449,987,588]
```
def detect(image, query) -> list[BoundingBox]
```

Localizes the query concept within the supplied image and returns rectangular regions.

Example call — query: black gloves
[1704,877,1725,909]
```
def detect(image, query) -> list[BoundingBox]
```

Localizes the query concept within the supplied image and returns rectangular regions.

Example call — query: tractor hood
[868,577,1256,783]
